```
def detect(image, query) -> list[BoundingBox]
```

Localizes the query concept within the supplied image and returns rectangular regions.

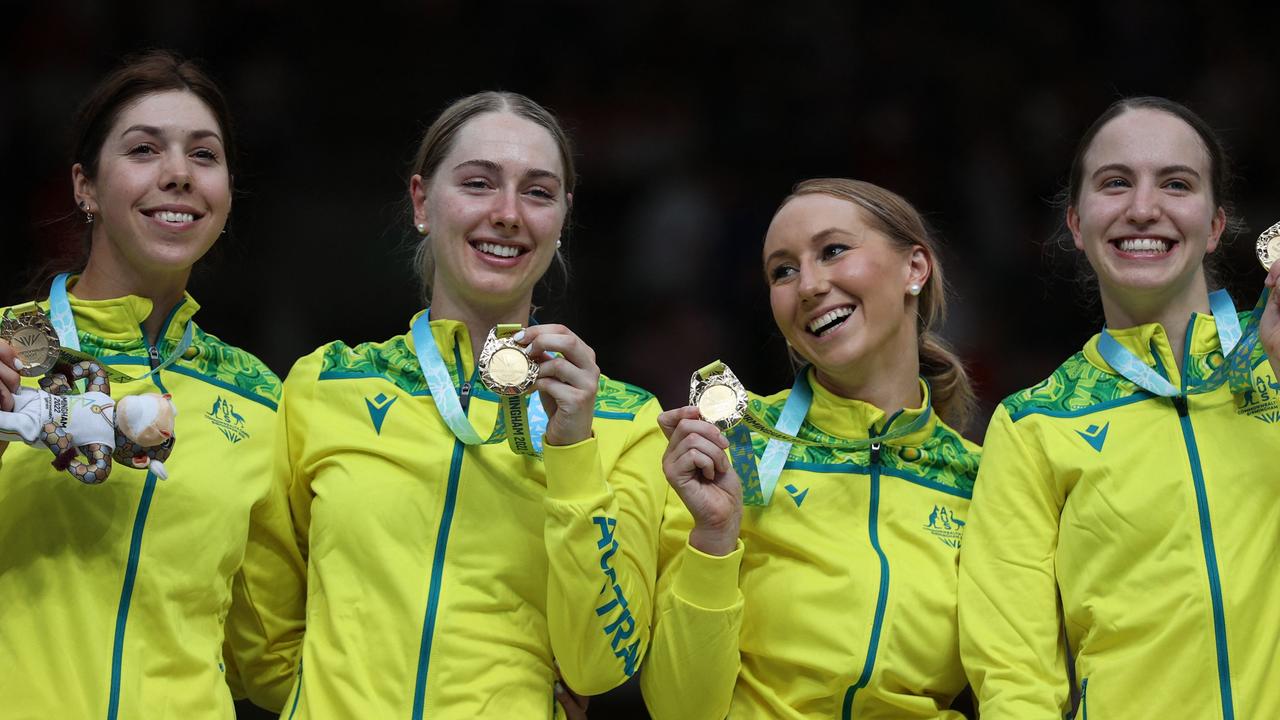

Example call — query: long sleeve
[958,404,1069,719]
[223,365,310,710]
[542,396,666,695]
[640,487,744,720]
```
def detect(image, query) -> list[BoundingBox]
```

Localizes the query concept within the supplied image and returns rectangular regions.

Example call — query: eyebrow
[120,124,223,144]
[452,159,563,185]
[1091,162,1203,179]
[763,227,856,265]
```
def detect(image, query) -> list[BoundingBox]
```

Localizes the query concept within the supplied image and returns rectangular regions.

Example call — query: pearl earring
[556,239,562,250]
[908,283,922,296]
[416,223,427,235]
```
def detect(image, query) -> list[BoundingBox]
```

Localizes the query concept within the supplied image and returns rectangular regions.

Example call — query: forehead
[442,111,562,176]
[111,90,222,137]
[1083,108,1211,174]
[765,193,870,250]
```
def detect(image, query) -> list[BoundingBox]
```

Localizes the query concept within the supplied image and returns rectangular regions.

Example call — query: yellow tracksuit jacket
[959,309,1280,719]
[641,374,980,719]
[0,291,304,719]
[267,312,666,719]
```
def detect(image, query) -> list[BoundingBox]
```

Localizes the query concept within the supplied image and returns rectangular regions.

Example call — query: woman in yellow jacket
[959,97,1280,719]
[0,52,303,718]
[640,179,982,719]
[264,92,666,718]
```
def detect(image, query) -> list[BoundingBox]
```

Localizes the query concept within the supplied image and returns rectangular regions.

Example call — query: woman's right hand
[657,406,743,557]
[0,339,21,412]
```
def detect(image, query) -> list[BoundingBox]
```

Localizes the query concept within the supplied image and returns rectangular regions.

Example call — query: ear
[1206,206,1226,254]
[72,163,96,214]
[410,174,430,235]
[907,245,932,291]
[565,191,574,213]
[1067,206,1084,251]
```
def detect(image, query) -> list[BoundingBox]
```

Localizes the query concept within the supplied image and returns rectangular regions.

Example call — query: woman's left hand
[518,324,599,447]
[1263,263,1280,378]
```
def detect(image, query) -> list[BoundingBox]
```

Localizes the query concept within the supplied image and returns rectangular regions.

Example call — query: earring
[908,283,922,296]
[416,223,427,235]
[556,239,562,250]
[79,201,93,224]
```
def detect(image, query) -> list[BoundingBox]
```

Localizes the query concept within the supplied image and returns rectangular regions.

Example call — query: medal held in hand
[478,324,538,396]
[1,307,62,378]
[690,363,749,430]
[1257,220,1280,271]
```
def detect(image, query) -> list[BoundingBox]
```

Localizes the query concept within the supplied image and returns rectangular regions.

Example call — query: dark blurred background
[5,1,1279,717]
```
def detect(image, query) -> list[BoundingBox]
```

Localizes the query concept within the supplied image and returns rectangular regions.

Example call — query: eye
[1101,177,1130,190]
[191,148,219,162]
[127,144,158,156]
[820,243,850,260]
[526,186,555,201]
[462,178,492,191]
[1164,178,1192,192]
[769,263,797,282]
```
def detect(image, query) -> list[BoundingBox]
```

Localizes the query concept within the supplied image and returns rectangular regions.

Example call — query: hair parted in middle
[408,90,576,302]
[777,178,976,431]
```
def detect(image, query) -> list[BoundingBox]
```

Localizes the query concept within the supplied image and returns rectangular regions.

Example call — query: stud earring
[416,223,427,235]
[556,239,562,250]
[908,283,922,296]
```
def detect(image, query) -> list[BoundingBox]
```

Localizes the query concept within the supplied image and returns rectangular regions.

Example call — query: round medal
[689,362,748,431]
[0,310,61,377]
[478,325,538,396]
[696,383,741,425]
[1257,220,1280,271]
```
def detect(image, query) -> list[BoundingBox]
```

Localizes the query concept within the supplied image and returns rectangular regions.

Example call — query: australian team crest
[1237,372,1280,424]
[206,396,249,443]
[924,505,965,548]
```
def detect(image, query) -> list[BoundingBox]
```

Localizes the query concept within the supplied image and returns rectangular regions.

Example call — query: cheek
[769,287,799,339]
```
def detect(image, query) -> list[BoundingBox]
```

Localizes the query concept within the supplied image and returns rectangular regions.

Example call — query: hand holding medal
[656,406,741,557]
[494,323,599,448]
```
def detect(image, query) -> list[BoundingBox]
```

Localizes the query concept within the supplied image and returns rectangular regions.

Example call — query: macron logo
[1075,421,1109,453]
[365,393,397,434]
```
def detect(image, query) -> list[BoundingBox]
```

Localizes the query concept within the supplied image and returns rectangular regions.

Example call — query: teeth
[476,242,521,258]
[154,211,194,224]
[807,307,854,335]
[1117,238,1170,254]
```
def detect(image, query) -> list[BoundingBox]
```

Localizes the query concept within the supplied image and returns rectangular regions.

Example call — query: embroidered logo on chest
[924,505,964,548]
[206,396,249,443]
[1237,373,1280,424]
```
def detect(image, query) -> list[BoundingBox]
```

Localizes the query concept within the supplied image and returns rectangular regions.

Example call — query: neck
[1100,275,1210,372]
[429,289,532,363]
[74,249,190,344]
[812,329,922,418]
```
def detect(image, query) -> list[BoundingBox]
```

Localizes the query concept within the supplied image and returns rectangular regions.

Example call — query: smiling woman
[0,50,303,718]
[642,178,981,719]
[253,91,667,719]
[959,97,1280,719]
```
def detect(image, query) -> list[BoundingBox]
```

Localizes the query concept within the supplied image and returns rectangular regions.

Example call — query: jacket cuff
[674,540,744,610]
[543,436,607,501]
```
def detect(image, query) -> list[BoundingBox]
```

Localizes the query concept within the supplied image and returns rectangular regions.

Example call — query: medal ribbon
[412,311,545,455]
[49,272,194,384]
[1098,288,1265,398]
[493,324,540,457]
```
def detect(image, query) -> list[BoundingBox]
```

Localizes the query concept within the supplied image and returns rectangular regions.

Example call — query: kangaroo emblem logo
[206,396,249,443]
[924,505,965,548]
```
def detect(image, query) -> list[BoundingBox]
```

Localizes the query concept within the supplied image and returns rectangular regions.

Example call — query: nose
[1125,181,1162,225]
[159,152,192,193]
[797,261,830,303]
[490,186,520,233]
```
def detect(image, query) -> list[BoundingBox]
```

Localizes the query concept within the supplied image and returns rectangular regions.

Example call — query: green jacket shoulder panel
[183,326,282,406]
[594,376,655,417]
[317,336,428,394]
[1002,352,1143,422]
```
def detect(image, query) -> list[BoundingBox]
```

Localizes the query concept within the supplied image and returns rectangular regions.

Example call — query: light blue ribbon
[411,310,546,451]
[1098,288,1260,398]
[49,272,194,382]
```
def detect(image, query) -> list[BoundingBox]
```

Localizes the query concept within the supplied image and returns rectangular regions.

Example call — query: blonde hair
[778,178,976,431]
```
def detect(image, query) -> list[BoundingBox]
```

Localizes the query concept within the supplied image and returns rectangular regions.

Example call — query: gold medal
[1,308,61,377]
[1257,220,1280,271]
[689,363,748,430]
[478,325,538,396]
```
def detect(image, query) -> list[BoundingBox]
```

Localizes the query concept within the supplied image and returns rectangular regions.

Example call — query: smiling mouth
[807,306,854,336]
[470,240,527,259]
[143,209,200,225]
[1111,237,1174,256]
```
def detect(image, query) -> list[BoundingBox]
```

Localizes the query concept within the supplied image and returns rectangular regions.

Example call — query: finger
[673,430,731,475]
[553,681,588,718]
[0,385,13,413]
[536,356,598,394]
[674,417,730,450]
[678,446,717,481]
[526,332,596,373]
[657,406,700,439]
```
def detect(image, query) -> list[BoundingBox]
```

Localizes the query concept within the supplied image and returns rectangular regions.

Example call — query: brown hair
[778,178,976,431]
[408,91,575,301]
[30,49,235,293]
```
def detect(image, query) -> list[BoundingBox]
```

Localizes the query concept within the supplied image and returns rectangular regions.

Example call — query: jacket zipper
[841,442,889,720]
[1172,395,1235,719]
[411,344,471,720]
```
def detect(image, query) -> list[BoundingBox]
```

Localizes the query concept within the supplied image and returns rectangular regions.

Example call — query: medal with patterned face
[1,307,61,377]
[478,324,538,396]
[689,363,749,430]
[1257,220,1280,271]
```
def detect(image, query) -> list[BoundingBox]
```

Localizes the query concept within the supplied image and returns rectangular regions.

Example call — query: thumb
[657,406,700,439]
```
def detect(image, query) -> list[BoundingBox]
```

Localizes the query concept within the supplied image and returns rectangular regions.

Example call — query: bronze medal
[1257,220,1280,271]
[1,309,61,377]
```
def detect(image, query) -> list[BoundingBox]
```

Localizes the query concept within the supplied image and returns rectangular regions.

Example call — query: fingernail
[13,358,24,370]
[554,681,565,694]
[514,330,526,342]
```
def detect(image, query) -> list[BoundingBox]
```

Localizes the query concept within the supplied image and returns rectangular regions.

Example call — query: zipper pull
[148,344,161,369]
[459,381,472,410]
[1172,395,1189,417]
[870,442,882,465]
